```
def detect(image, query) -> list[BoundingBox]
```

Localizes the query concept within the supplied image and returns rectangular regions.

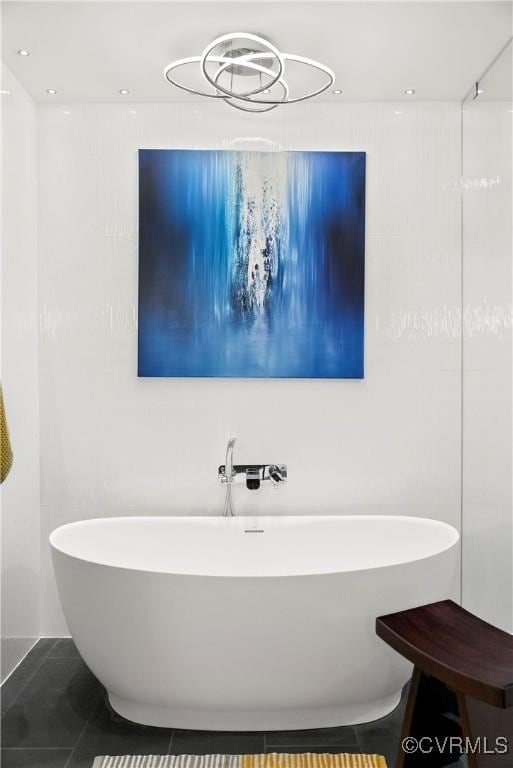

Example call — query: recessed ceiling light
[404,89,415,96]
[263,89,271,94]
[0,89,11,96]
[18,49,30,56]
[477,88,484,94]
[46,89,57,95]
[332,89,343,95]
[119,89,130,95]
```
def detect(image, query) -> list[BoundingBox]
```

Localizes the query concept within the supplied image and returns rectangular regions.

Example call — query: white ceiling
[1,1,512,103]
[469,37,512,101]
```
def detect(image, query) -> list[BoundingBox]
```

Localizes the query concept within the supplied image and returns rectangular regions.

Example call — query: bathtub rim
[49,514,460,579]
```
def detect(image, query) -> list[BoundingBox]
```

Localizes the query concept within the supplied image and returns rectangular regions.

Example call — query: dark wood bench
[376,600,513,768]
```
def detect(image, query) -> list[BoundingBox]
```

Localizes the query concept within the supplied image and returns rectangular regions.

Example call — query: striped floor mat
[92,755,387,768]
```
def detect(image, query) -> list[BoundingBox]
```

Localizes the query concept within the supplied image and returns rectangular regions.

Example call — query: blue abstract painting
[138,149,365,378]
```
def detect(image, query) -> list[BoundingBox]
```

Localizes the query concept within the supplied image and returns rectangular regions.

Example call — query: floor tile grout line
[1,638,60,719]
[266,730,360,749]
[1,747,72,751]
[0,638,39,686]
[62,688,106,768]
[265,745,361,749]
[265,738,360,745]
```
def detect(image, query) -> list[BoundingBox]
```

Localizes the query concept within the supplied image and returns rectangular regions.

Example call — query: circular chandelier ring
[164,56,227,98]
[216,54,335,105]
[163,34,337,109]
[212,63,290,113]
[279,54,335,103]
[164,53,284,99]
[211,56,288,101]
[201,33,284,98]
[224,99,278,114]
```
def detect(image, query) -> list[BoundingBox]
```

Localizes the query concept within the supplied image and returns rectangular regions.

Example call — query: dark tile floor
[1,639,407,768]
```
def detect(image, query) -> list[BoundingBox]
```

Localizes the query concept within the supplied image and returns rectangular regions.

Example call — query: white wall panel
[36,101,462,634]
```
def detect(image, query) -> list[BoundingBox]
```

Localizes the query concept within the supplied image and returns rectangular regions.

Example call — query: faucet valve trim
[218,463,288,489]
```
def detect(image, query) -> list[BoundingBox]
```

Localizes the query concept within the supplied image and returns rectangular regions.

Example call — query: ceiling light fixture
[17,49,30,56]
[164,32,335,113]
[404,88,415,95]
[46,89,57,95]
[119,89,130,95]
[332,89,342,95]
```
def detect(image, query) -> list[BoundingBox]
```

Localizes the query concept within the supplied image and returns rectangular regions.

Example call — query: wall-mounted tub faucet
[219,438,287,515]
[219,462,288,490]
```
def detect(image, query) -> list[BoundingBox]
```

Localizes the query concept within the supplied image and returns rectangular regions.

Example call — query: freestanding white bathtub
[50,515,459,731]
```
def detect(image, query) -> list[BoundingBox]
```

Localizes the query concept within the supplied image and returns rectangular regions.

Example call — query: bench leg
[460,694,513,768]
[396,667,463,768]
[456,694,479,768]
[396,668,422,768]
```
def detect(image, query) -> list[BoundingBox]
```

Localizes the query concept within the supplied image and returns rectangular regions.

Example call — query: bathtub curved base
[108,690,402,731]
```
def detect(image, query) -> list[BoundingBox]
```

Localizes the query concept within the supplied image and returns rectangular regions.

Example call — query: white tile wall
[462,83,513,632]
[36,101,462,635]
[1,65,40,678]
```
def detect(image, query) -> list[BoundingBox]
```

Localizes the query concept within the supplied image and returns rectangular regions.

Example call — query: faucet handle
[218,465,229,483]
[268,464,287,485]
